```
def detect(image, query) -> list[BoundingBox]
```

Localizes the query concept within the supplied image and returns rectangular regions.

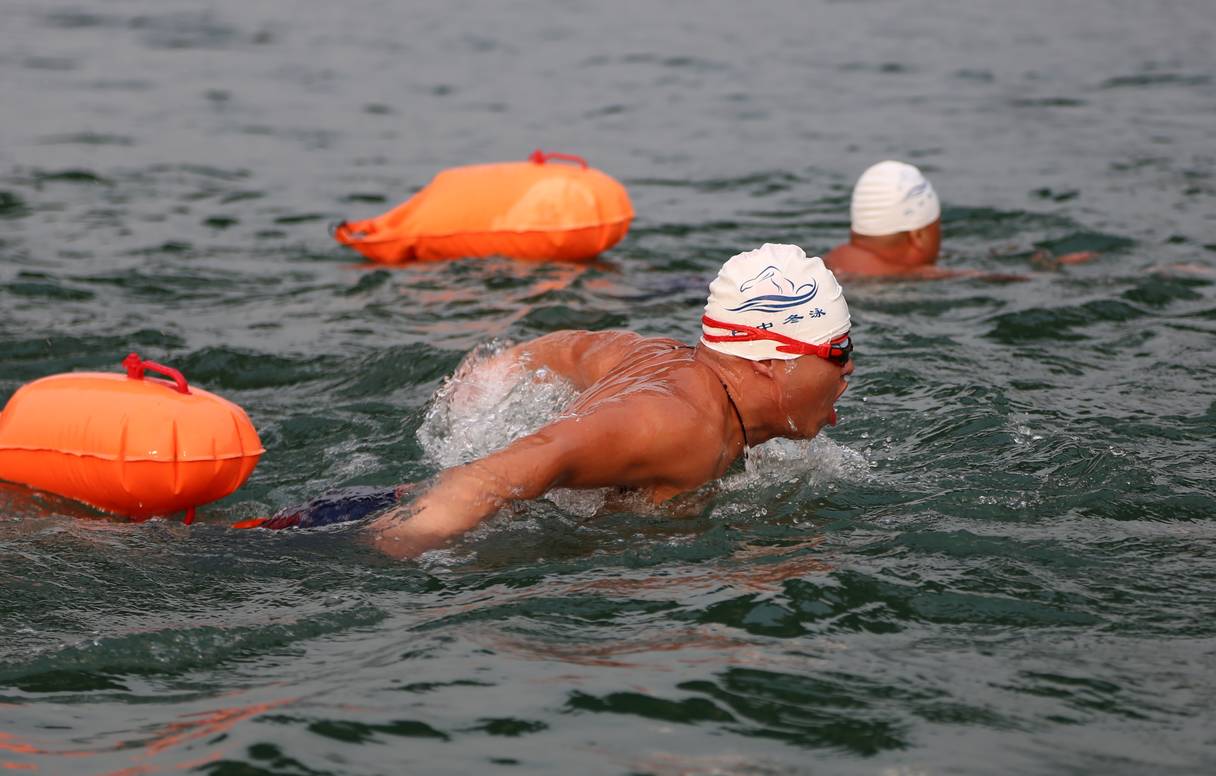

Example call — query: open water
[2,1,1215,773]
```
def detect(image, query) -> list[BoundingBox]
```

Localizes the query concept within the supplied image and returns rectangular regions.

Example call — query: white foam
[543,487,610,518]
[416,341,577,469]
[721,434,873,494]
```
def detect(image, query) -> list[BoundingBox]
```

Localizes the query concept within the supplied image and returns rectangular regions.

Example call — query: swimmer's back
[566,335,703,416]
[511,330,686,391]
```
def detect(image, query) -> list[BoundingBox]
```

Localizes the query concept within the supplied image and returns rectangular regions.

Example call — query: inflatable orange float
[332,149,633,263]
[0,354,263,523]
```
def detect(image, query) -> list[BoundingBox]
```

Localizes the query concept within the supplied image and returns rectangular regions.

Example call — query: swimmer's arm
[367,426,578,558]
[1030,249,1098,269]
[981,246,1099,271]
[921,249,1097,281]
[367,409,647,558]
[906,266,1029,282]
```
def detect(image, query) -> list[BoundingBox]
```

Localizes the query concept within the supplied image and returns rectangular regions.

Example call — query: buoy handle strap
[528,149,588,169]
[123,352,191,394]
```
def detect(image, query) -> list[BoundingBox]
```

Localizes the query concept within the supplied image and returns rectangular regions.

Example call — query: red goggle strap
[701,315,847,358]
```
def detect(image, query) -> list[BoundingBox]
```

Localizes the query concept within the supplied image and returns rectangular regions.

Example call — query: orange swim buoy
[332,149,633,264]
[0,354,264,523]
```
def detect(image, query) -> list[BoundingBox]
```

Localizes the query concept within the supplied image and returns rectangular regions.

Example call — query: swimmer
[254,244,854,558]
[823,160,1095,279]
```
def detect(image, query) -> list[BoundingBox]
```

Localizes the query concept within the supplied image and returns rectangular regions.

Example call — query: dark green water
[2,1,1215,773]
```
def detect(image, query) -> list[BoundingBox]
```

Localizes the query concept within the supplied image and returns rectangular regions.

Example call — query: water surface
[2,1,1215,773]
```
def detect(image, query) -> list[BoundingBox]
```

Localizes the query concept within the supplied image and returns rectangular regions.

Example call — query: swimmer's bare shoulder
[823,243,884,275]
[507,329,651,389]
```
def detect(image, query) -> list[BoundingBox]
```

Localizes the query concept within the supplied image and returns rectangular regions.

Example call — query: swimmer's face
[774,350,854,438]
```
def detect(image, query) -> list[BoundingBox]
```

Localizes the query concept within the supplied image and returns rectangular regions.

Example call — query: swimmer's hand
[366,507,447,559]
[1149,262,1216,277]
[233,485,408,530]
[365,484,502,559]
[1030,249,1098,270]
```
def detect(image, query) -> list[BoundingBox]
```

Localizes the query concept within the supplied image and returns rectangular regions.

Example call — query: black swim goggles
[820,333,853,367]
[702,315,853,366]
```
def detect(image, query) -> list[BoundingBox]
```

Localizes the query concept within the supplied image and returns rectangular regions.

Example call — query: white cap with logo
[850,160,940,237]
[701,243,851,361]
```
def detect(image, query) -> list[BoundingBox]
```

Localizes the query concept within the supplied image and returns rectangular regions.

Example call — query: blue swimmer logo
[902,179,933,216]
[903,180,930,202]
[727,265,818,314]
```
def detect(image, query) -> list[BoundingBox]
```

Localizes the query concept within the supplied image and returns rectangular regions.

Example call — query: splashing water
[416,341,578,469]
[4,1,1213,771]
[416,342,610,518]
[723,434,873,494]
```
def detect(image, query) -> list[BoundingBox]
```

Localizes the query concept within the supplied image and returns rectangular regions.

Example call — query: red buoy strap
[123,352,191,394]
[528,149,588,169]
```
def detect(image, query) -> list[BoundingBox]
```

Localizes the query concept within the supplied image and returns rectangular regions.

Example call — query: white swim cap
[850,160,941,236]
[701,243,851,361]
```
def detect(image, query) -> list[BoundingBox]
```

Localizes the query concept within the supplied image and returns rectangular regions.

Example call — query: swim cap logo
[903,180,930,202]
[727,265,818,313]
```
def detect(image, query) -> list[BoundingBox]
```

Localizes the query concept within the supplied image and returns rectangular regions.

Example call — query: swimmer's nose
[842,359,855,377]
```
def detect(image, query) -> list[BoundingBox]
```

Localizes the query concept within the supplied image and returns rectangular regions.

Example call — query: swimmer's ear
[748,360,777,379]
[908,221,940,253]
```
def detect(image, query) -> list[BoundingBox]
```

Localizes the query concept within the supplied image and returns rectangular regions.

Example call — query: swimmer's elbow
[481,429,573,500]
[502,457,568,504]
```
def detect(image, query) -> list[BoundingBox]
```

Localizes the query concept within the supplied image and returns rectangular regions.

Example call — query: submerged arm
[367,421,580,558]
[366,403,674,559]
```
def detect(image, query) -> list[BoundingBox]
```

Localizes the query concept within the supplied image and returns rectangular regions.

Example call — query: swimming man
[360,243,855,557]
[824,160,1092,278]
